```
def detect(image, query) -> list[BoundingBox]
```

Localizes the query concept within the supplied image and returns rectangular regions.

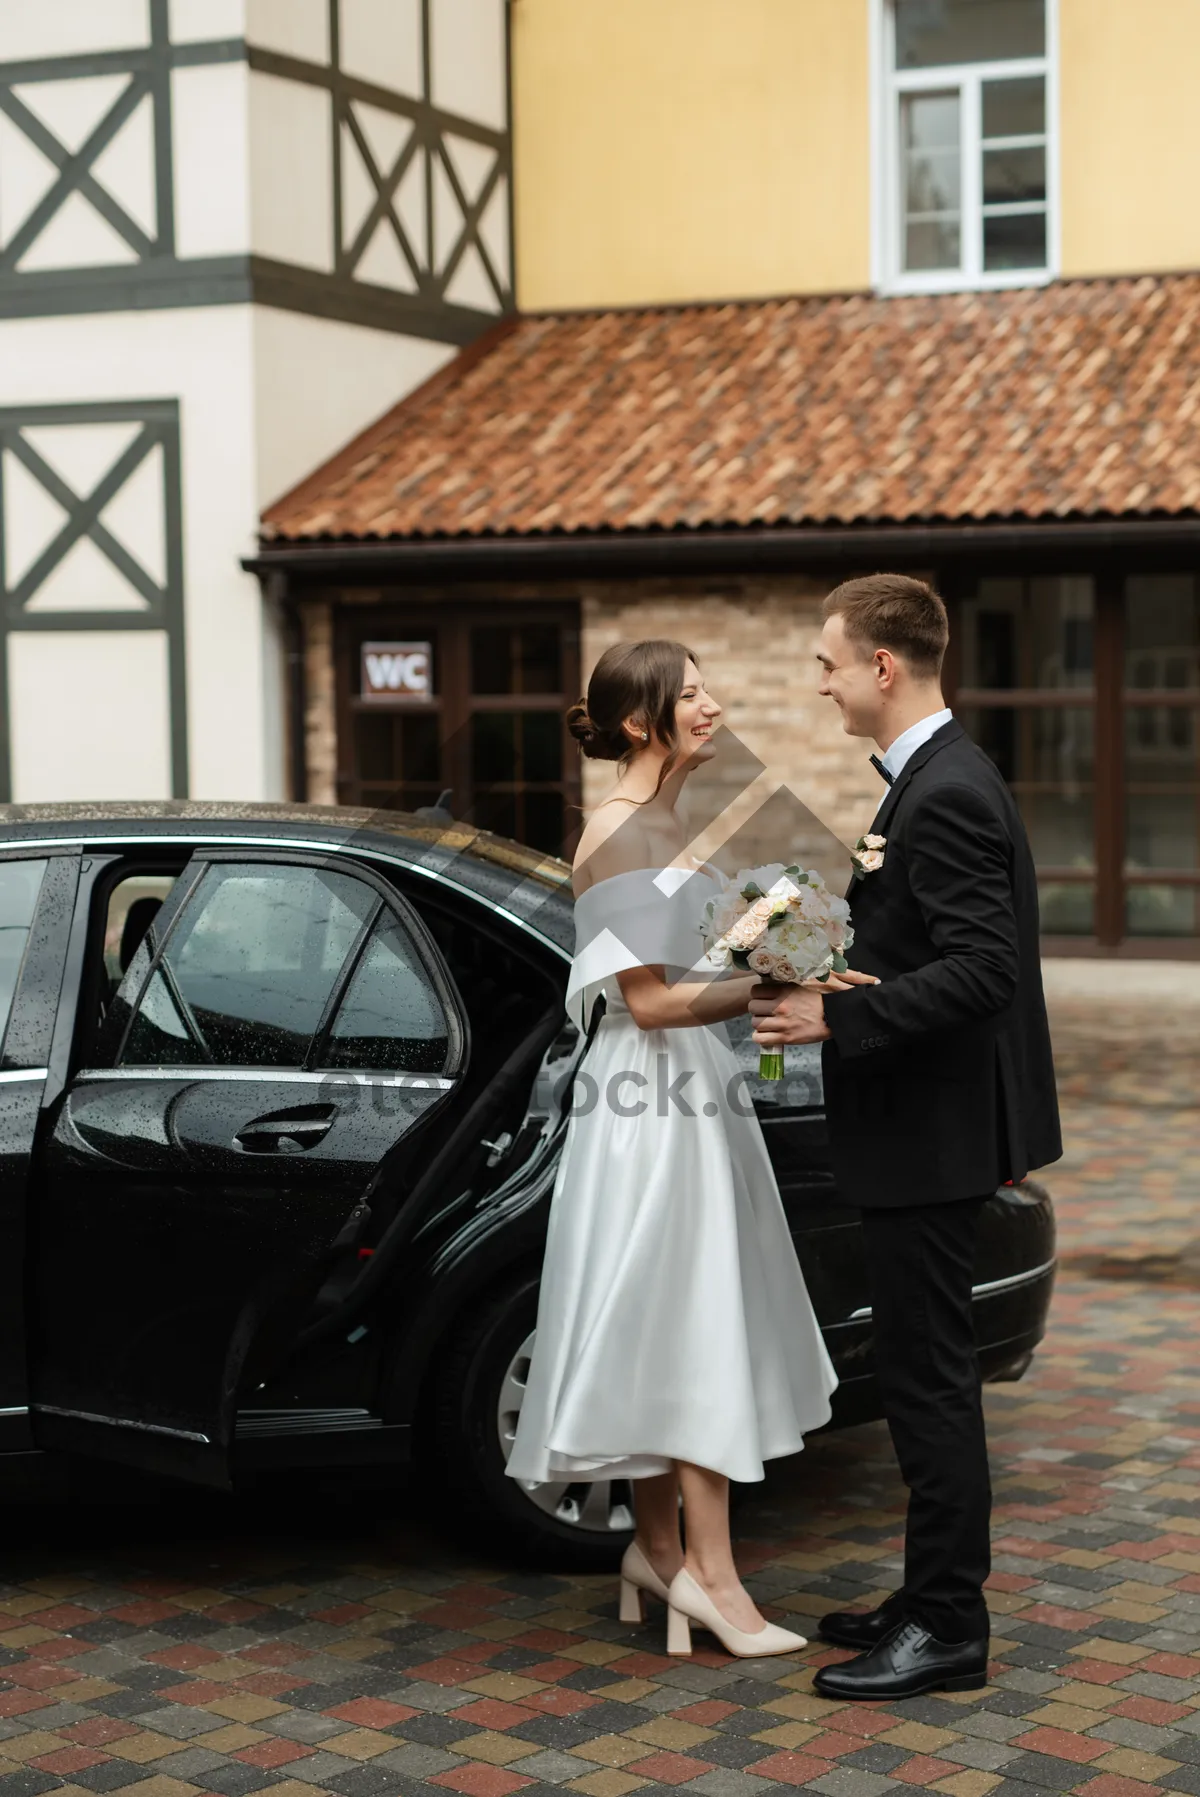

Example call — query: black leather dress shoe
[818,1594,905,1650]
[813,1618,988,1701]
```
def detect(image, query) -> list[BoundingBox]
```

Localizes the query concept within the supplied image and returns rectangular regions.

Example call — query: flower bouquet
[700,864,854,1081]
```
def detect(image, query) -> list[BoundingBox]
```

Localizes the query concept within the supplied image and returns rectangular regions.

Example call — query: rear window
[0,860,47,1050]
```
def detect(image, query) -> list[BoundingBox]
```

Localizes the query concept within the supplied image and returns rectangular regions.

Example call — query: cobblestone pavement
[0,975,1197,1797]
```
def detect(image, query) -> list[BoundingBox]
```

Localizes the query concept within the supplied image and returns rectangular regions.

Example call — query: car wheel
[427,1273,634,1568]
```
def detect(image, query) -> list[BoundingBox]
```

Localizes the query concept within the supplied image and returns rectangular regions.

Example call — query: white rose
[858,849,885,873]
[862,834,887,851]
[748,947,778,975]
[726,913,765,950]
[773,958,799,984]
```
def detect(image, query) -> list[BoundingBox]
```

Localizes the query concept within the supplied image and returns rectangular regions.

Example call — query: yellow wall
[1059,0,1200,278]
[511,0,871,311]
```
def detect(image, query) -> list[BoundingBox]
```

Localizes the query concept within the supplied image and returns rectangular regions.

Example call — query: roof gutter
[244,516,1200,584]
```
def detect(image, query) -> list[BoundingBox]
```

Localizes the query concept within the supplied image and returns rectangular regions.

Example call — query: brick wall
[579,575,885,886]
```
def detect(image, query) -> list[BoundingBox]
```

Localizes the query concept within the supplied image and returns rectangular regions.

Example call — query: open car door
[29,848,466,1486]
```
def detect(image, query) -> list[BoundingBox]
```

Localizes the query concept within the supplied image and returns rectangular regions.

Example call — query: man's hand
[750,983,831,1044]
[749,970,881,1047]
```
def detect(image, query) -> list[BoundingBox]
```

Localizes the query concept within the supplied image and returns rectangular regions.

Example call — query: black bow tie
[870,754,894,786]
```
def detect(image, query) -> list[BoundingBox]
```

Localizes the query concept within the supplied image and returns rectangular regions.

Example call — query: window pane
[472,712,516,782]
[472,626,511,695]
[518,625,562,695]
[1124,575,1200,689]
[983,208,1047,270]
[355,712,442,789]
[325,915,448,1073]
[982,74,1045,137]
[1127,886,1196,937]
[122,864,376,1067]
[958,576,1094,690]
[524,791,566,857]
[902,91,961,271]
[1125,706,1198,879]
[982,145,1045,204]
[523,711,563,782]
[473,791,517,838]
[1038,883,1094,936]
[895,0,1045,68]
[958,705,1094,872]
[0,859,46,1048]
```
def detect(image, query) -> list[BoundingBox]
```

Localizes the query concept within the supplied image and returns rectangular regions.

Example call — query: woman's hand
[800,968,881,994]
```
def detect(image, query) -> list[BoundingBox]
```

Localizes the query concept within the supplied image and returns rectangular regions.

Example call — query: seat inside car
[119,896,162,972]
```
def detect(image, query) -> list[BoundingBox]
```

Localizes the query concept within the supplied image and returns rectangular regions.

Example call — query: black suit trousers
[860,1196,992,1642]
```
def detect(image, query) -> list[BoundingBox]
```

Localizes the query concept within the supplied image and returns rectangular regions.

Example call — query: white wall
[0,1,147,61]
[9,632,172,802]
[252,306,453,507]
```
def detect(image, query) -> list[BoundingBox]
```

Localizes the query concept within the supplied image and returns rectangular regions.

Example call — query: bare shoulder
[573,799,655,895]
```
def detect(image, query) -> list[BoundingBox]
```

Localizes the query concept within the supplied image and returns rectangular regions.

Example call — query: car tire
[426,1272,634,1570]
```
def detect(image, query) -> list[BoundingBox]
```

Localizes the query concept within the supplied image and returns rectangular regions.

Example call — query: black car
[0,802,1055,1562]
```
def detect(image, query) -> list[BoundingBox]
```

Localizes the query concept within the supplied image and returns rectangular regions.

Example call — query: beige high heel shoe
[666,1567,808,1659]
[618,1540,673,1623]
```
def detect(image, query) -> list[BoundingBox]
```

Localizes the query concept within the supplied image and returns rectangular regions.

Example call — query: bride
[507,640,847,1658]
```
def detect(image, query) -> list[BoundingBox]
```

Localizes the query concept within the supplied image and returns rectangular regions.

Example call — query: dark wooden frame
[945,571,1200,954]
[333,598,581,858]
[0,398,188,801]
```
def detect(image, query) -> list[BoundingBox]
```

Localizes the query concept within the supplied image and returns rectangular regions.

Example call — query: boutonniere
[851,834,887,879]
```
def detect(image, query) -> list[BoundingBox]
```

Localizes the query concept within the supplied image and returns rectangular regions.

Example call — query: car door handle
[235,1105,337,1152]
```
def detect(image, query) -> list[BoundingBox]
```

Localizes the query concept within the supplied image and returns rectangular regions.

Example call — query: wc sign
[361,641,433,701]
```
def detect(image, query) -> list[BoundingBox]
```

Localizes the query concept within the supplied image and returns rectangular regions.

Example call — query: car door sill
[234,1408,411,1468]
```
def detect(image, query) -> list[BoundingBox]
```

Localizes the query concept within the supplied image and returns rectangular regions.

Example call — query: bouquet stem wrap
[699,863,854,1086]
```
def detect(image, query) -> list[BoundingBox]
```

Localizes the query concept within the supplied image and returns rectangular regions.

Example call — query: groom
[751,574,1060,1701]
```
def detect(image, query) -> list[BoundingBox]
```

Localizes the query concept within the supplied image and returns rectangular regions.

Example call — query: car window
[323,912,450,1074]
[0,859,47,1050]
[120,863,377,1067]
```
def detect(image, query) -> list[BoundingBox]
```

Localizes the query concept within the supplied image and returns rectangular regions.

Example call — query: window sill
[878,268,1055,298]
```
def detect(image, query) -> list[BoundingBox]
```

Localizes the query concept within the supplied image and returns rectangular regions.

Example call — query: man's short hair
[822,574,949,679]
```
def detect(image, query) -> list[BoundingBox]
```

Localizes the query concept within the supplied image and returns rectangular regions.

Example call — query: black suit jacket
[821,719,1061,1208]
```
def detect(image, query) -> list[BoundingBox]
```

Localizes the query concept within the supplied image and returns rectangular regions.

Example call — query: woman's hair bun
[566,697,625,761]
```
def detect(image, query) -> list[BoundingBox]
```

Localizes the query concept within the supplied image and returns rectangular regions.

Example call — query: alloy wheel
[496,1329,634,1534]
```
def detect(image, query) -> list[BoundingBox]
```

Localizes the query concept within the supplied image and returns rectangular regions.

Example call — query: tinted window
[324,914,449,1073]
[121,863,376,1067]
[0,860,46,1049]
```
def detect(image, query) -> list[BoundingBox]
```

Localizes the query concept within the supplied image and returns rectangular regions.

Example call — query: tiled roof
[262,275,1200,541]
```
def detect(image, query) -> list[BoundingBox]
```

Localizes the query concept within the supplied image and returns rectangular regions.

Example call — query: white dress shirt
[880,707,953,783]
[872,707,952,822]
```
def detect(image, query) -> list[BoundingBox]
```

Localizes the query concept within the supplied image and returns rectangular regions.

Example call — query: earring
[641,731,649,741]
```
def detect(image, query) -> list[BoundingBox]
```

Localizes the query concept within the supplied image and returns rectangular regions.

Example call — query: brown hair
[567,639,698,765]
[822,574,949,678]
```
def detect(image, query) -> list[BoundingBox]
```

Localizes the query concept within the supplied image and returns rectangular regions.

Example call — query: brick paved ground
[0,969,1197,1797]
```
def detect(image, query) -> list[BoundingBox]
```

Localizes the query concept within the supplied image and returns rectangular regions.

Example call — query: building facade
[10,0,1200,953]
[0,0,511,802]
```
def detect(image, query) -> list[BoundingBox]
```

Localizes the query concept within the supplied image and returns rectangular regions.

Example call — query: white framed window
[873,0,1058,294]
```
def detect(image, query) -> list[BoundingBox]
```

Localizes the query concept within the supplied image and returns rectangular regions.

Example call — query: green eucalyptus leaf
[832,952,848,972]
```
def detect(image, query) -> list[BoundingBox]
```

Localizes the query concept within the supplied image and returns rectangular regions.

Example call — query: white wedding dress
[506,866,836,1488]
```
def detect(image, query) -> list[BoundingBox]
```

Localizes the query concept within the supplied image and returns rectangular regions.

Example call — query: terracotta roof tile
[262,275,1200,541]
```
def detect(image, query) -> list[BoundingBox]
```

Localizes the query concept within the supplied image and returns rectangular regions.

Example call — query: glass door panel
[1122,576,1200,938]
[958,576,1094,690]
[959,703,1094,935]
[352,710,443,812]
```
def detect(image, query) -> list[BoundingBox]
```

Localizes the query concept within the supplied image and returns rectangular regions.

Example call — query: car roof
[0,801,574,955]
